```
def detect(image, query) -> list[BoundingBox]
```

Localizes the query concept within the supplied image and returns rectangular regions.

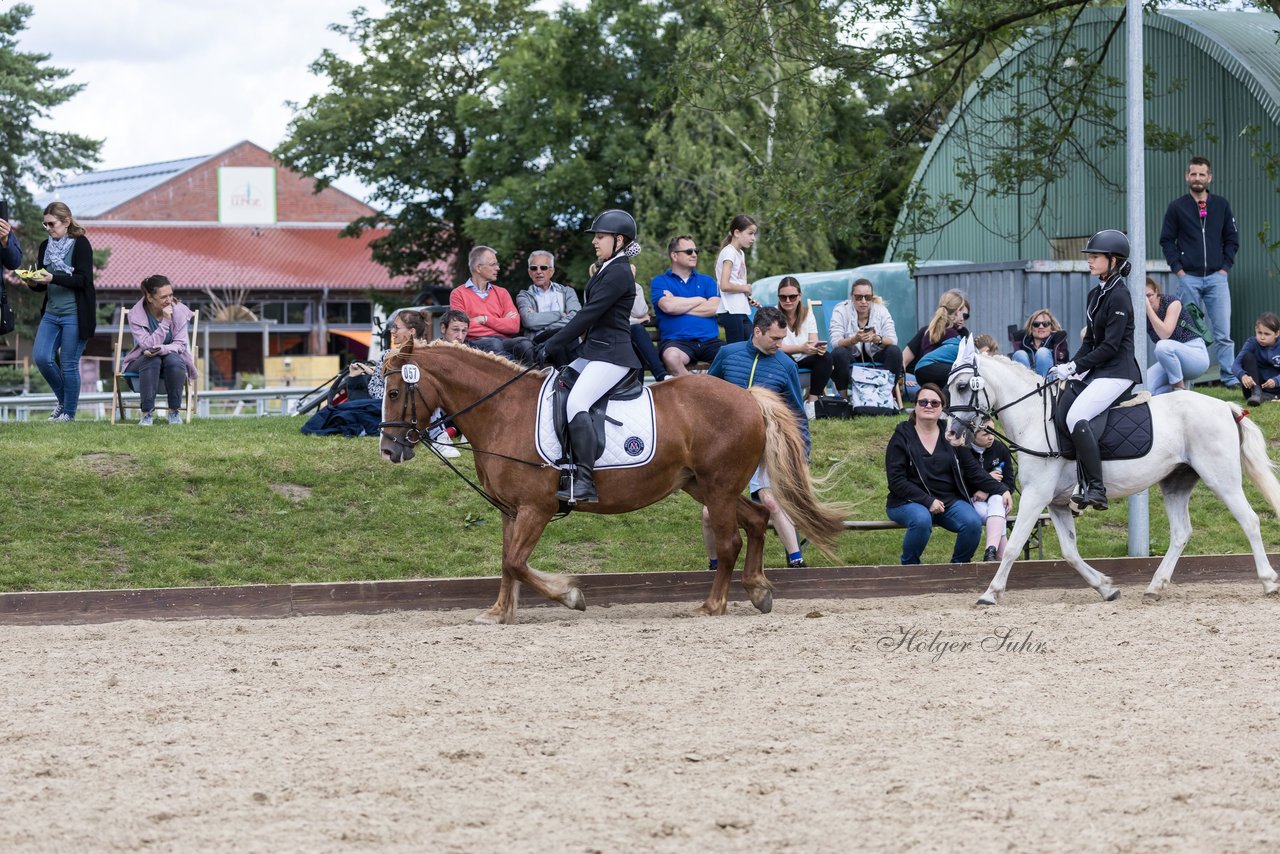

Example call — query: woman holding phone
[775,276,831,418]
[829,277,903,403]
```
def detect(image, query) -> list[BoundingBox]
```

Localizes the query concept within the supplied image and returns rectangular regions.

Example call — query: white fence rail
[0,387,322,422]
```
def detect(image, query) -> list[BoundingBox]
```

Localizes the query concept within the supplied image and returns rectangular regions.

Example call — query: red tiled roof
[85,224,427,291]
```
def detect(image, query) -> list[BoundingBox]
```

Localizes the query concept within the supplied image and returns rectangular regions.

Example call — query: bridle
[378,356,554,518]
[945,357,1063,460]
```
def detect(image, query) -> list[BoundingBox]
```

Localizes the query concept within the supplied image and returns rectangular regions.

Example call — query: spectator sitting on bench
[516,249,580,338]
[450,245,534,365]
[651,234,722,377]
[628,277,668,383]
[120,275,197,426]
[1010,309,1069,378]
[974,334,1000,356]
[885,383,1010,565]
[775,276,831,419]
[902,289,970,389]
[951,414,1015,562]
[829,277,902,403]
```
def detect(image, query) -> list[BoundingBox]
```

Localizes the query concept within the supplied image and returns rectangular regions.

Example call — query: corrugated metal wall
[914,260,1172,351]
[890,9,1280,351]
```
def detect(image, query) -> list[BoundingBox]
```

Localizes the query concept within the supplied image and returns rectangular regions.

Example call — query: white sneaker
[804,400,816,420]
[438,442,461,459]
[47,404,64,421]
[168,413,183,425]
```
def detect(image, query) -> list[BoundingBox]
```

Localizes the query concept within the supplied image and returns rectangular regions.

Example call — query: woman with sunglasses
[24,202,96,422]
[1010,309,1069,378]
[884,383,1010,565]
[774,277,831,418]
[901,289,969,390]
[829,277,903,403]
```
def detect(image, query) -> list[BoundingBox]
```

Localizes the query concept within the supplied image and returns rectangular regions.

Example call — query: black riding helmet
[1081,229,1131,277]
[585,209,636,257]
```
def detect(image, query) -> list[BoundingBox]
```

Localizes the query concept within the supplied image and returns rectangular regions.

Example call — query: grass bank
[2,388,1278,592]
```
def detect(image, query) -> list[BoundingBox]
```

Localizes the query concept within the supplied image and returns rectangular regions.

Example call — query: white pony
[944,339,1280,605]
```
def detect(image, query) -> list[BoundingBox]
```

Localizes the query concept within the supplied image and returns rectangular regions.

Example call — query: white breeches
[1066,377,1133,430]
[565,358,630,420]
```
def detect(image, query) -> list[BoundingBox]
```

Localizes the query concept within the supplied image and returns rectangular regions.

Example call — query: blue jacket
[1232,336,1280,385]
[708,340,810,450]
[1,232,20,271]
[1159,193,1239,277]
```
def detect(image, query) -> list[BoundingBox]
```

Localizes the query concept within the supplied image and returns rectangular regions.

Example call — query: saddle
[1052,380,1154,461]
[536,367,654,468]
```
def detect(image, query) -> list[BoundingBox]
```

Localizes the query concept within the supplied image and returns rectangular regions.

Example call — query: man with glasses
[828,277,902,402]
[516,249,580,339]
[651,235,722,377]
[450,245,534,365]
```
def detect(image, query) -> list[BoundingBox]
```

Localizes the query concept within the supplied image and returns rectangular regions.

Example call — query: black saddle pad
[1053,381,1153,461]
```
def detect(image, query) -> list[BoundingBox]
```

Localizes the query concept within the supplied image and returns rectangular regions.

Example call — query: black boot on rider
[1070,421,1108,511]
[557,412,598,504]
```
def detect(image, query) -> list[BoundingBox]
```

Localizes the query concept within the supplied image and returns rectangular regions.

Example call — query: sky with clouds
[20,0,388,200]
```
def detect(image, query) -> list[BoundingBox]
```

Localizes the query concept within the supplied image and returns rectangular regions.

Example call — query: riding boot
[556,412,598,504]
[1070,421,1108,510]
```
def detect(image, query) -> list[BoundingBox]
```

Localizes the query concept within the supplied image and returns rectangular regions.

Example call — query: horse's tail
[1235,404,1280,519]
[748,387,850,559]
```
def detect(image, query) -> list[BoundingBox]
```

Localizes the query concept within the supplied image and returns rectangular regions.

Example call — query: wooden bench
[841,512,1053,560]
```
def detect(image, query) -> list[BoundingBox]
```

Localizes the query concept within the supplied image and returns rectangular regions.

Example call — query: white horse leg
[976,480,1057,606]
[1147,468,1198,600]
[1199,472,1280,596]
[1048,503,1119,601]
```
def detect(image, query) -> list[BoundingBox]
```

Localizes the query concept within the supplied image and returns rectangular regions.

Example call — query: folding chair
[112,309,200,424]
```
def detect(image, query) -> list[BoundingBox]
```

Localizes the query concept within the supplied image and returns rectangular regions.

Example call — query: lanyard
[747,352,759,388]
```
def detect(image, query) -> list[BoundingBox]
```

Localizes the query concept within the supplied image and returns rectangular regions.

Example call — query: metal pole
[1126,0,1150,557]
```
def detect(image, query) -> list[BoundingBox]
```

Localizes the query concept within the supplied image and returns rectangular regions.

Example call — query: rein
[379,360,554,519]
[946,360,1063,460]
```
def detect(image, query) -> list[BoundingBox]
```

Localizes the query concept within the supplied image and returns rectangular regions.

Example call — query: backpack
[849,365,899,415]
[1177,301,1214,345]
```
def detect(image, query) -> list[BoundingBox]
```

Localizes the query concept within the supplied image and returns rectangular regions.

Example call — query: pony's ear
[956,333,977,365]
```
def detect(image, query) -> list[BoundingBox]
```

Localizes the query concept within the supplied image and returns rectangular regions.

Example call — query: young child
[974,333,1000,356]
[1231,312,1280,406]
[969,416,1015,561]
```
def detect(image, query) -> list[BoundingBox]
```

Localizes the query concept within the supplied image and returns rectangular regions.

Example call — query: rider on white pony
[534,209,643,504]
[1048,229,1143,511]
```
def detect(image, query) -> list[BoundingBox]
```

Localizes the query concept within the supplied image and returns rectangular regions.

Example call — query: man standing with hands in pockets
[1159,155,1240,387]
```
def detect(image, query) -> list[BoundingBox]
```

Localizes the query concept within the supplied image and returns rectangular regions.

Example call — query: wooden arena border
[1,553,1275,626]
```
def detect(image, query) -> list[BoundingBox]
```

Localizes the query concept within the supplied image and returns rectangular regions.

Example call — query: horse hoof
[1101,587,1121,602]
[693,603,726,617]
[473,610,507,625]
[975,596,996,607]
[1142,591,1161,603]
[1263,582,1279,596]
[749,589,774,614]
[559,587,586,612]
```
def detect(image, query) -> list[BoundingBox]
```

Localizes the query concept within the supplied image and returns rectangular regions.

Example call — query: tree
[0,3,101,339]
[275,0,538,288]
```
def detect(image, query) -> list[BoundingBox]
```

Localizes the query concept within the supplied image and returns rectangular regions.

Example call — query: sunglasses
[778,293,800,301]
[674,248,698,256]
[528,265,551,271]
[916,399,943,409]
[852,294,873,301]
[1031,320,1052,328]
[41,221,59,229]
[960,311,970,320]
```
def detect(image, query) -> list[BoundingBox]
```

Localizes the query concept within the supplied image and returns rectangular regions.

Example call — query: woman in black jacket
[1010,309,1069,378]
[27,202,96,422]
[885,383,1011,565]
[1047,229,1143,511]
[536,209,643,504]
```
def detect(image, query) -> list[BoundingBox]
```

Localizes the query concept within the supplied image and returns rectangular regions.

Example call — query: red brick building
[38,141,417,387]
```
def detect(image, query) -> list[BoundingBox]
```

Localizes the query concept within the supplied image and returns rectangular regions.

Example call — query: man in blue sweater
[1159,155,1240,386]
[702,306,812,568]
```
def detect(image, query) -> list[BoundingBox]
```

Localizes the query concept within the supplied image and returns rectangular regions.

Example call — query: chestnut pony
[379,340,846,623]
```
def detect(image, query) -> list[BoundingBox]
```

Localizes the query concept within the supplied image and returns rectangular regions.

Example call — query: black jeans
[630,324,667,380]
[134,352,186,413]
[795,352,834,397]
[1238,351,1279,400]
[832,344,904,395]
[468,335,534,366]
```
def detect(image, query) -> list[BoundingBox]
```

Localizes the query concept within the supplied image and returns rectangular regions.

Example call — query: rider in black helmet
[1048,228,1143,511]
[535,209,643,504]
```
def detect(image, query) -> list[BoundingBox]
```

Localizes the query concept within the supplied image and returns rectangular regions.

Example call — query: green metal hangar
[887,8,1280,350]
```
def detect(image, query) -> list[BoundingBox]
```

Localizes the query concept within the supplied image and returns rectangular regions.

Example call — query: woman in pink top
[121,275,197,426]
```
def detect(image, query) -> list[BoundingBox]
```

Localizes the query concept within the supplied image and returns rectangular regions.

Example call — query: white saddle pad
[534,374,656,469]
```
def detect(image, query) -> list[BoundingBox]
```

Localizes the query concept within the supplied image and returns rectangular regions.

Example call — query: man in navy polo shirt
[651,234,722,377]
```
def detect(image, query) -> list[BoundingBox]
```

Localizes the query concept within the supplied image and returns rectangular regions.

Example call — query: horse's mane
[980,352,1041,384]
[386,339,550,378]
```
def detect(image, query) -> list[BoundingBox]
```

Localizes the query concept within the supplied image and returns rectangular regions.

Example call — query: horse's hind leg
[1147,467,1198,600]
[475,508,581,625]
[737,495,774,614]
[1198,466,1280,595]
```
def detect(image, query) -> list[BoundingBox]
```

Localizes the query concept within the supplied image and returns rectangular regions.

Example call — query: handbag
[1177,301,1214,345]
[814,395,852,419]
